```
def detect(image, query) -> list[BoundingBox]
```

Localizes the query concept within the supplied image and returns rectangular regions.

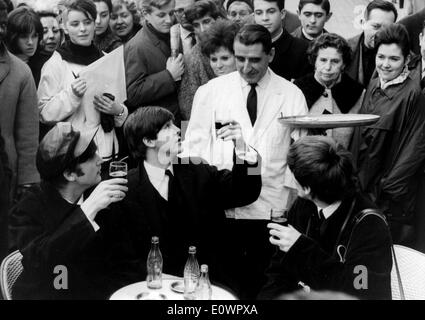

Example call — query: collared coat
[0,45,39,195]
[9,182,136,300]
[124,22,181,123]
[184,70,308,220]
[258,193,393,300]
[350,72,425,223]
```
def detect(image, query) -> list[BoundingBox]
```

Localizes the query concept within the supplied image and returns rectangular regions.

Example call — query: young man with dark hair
[122,106,262,290]
[347,0,397,87]
[9,123,130,299]
[253,0,312,81]
[292,0,332,42]
[259,136,393,300]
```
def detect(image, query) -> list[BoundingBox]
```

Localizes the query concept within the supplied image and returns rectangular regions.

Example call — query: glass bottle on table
[195,264,212,300]
[183,246,200,300]
[146,236,163,289]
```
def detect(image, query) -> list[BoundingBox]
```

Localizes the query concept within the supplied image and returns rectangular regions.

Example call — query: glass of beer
[270,208,289,227]
[109,161,127,179]
[214,109,231,138]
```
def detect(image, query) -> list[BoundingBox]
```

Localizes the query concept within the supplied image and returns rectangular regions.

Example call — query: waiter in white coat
[183,24,308,299]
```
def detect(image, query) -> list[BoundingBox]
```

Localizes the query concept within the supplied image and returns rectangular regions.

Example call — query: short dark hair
[365,0,397,22]
[185,0,225,25]
[307,33,352,67]
[124,107,175,160]
[254,0,285,11]
[298,0,330,15]
[200,19,240,57]
[94,0,113,12]
[0,0,8,12]
[234,23,272,54]
[66,0,97,21]
[226,0,253,11]
[375,23,410,58]
[6,6,43,55]
[287,136,356,204]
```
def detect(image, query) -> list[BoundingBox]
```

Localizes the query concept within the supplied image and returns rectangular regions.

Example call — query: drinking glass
[109,161,127,179]
[270,208,289,227]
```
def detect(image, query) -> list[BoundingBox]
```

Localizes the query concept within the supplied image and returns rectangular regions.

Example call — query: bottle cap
[188,246,196,254]
[151,236,159,244]
[201,264,208,273]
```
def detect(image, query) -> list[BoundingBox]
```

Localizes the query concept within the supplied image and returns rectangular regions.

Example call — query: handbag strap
[334,207,405,299]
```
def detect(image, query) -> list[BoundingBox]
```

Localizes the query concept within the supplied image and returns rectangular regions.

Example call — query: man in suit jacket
[346,0,397,87]
[124,0,184,124]
[122,106,262,291]
[184,24,307,298]
[399,7,425,55]
[253,0,312,81]
[291,0,331,42]
[259,136,392,300]
[9,123,131,299]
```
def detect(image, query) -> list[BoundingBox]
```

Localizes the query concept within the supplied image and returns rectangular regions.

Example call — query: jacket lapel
[251,70,284,146]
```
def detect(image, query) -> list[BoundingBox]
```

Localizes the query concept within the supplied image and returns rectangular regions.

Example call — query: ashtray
[136,291,167,300]
[170,280,184,294]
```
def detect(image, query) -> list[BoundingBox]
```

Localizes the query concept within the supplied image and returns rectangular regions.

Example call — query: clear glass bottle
[146,236,163,289]
[183,246,200,300]
[195,264,212,300]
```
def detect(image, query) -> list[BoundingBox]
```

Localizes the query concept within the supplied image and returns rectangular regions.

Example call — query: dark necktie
[247,83,257,126]
[165,169,174,200]
[189,32,196,47]
[421,76,425,89]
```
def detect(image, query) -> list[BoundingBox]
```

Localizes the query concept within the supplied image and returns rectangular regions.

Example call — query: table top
[109,278,238,300]
[278,114,380,129]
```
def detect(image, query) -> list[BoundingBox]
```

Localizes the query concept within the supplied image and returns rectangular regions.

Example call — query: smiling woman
[5,6,43,63]
[350,24,425,245]
[110,0,141,43]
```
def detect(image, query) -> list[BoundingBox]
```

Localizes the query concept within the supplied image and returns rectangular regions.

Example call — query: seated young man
[258,136,392,300]
[9,123,130,300]
[121,106,262,290]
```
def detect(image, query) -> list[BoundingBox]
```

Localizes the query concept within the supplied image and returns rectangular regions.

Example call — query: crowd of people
[1,0,425,300]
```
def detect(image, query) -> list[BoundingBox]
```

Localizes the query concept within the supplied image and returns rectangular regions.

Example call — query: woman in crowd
[294,33,364,148]
[37,0,128,173]
[5,6,43,64]
[29,11,63,87]
[350,23,425,246]
[93,0,122,53]
[109,0,141,44]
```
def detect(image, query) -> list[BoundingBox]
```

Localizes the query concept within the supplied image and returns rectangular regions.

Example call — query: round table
[109,278,238,300]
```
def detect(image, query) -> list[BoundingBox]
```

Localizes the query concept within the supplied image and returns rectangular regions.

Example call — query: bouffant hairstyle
[307,33,352,67]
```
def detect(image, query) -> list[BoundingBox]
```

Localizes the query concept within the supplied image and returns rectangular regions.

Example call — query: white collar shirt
[316,201,342,220]
[144,161,174,201]
[239,69,272,121]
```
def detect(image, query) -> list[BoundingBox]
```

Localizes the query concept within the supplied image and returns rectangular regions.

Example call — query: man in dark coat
[124,0,184,124]
[9,123,131,299]
[253,0,312,81]
[121,106,262,291]
[258,136,392,300]
[399,7,425,55]
[346,0,397,87]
